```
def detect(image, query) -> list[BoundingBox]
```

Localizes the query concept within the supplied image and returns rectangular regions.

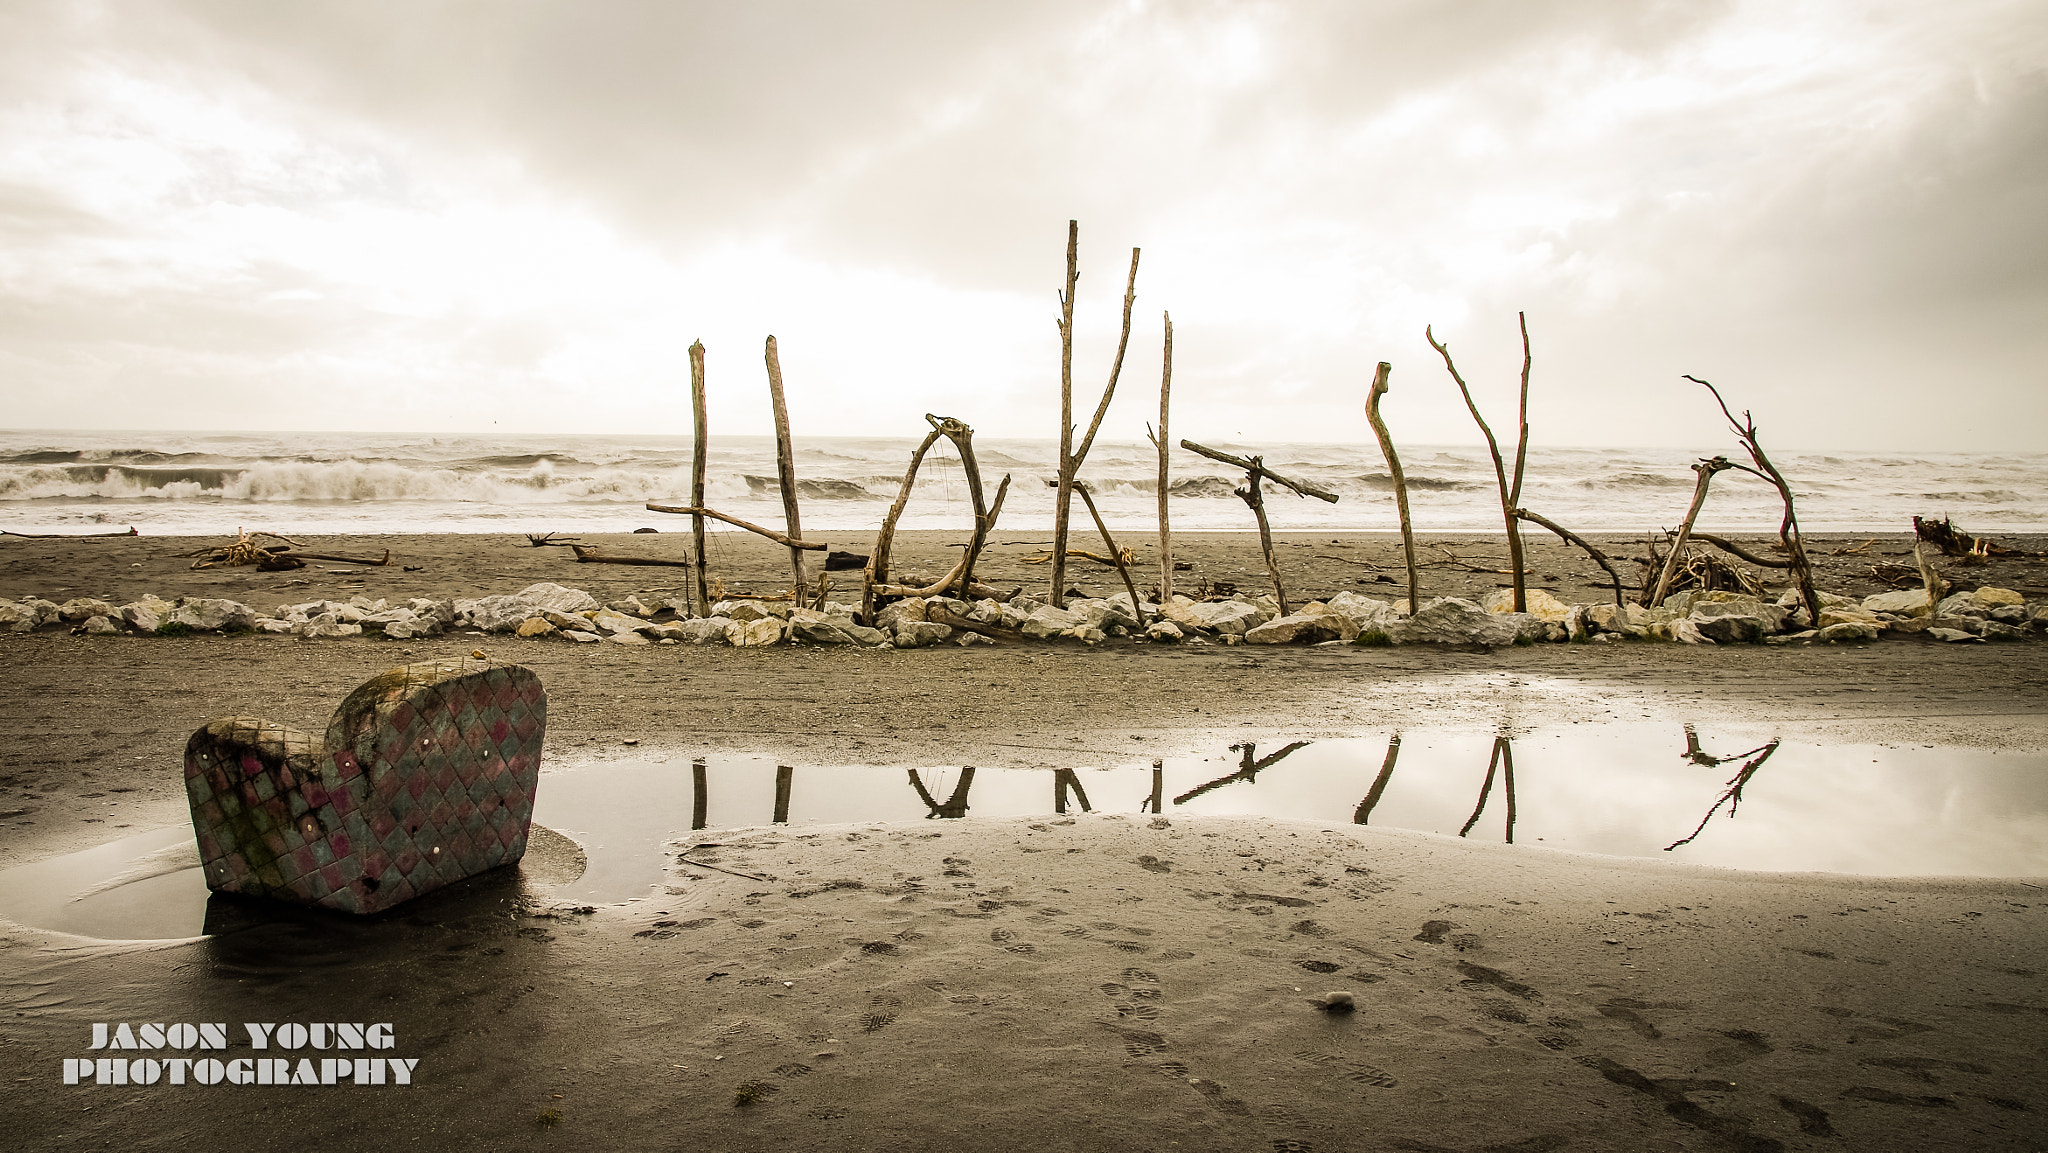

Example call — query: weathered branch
[570,545,695,568]
[2,527,137,539]
[1051,231,1140,608]
[1427,320,1529,610]
[645,503,826,550]
[1151,311,1174,602]
[1510,507,1625,607]
[1234,462,1288,616]
[1686,374,1820,621]
[1687,532,1795,569]
[1073,482,1147,628]
[863,428,944,621]
[1649,456,1732,607]
[764,336,809,607]
[688,340,710,616]
[1177,440,1339,502]
[1362,362,1419,612]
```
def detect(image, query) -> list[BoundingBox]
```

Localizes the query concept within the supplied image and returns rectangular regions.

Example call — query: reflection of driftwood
[1144,758,1164,815]
[571,545,694,568]
[688,340,711,615]
[1053,768,1092,814]
[1352,734,1403,824]
[1665,735,1781,851]
[908,767,976,819]
[1511,508,1625,607]
[3,526,138,539]
[645,503,826,550]
[764,336,809,607]
[1457,737,1518,844]
[1428,317,1532,610]
[525,533,581,548]
[773,764,794,824]
[1362,363,1419,611]
[1649,456,1733,606]
[1051,227,1141,609]
[1178,441,1338,502]
[692,758,707,830]
[1687,375,1820,621]
[1147,312,1175,603]
[1173,740,1312,806]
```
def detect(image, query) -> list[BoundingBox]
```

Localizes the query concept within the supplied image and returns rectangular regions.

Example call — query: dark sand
[2,528,2046,1150]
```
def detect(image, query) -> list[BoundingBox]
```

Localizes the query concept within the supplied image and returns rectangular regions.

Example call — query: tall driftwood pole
[1236,459,1288,615]
[1363,361,1419,612]
[1149,312,1174,603]
[1050,224,1139,609]
[688,340,710,616]
[1427,317,1532,611]
[763,336,807,607]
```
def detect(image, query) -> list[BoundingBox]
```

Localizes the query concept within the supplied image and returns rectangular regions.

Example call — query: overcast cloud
[1,0,2043,449]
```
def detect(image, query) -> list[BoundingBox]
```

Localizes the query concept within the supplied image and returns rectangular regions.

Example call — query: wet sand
[2,528,2046,1149]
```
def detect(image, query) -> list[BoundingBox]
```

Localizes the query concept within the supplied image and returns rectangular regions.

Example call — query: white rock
[1818,621,1880,642]
[606,630,650,645]
[1863,588,1935,615]
[1165,599,1264,636]
[727,617,786,647]
[675,618,732,645]
[1480,587,1573,623]
[514,582,601,615]
[119,595,177,634]
[1020,604,1086,639]
[59,597,117,622]
[875,598,929,630]
[1322,592,1395,640]
[892,620,954,648]
[1145,620,1184,643]
[1385,598,1525,646]
[1927,627,1983,643]
[562,629,603,643]
[169,598,258,632]
[1244,612,1343,645]
[296,613,362,639]
[81,614,124,635]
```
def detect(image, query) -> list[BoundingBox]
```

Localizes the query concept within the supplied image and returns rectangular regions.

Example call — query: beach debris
[1,525,138,538]
[1050,221,1143,610]
[524,533,581,547]
[861,414,1011,623]
[1686,374,1822,622]
[1913,515,2029,559]
[1648,456,1736,607]
[1429,314,1535,611]
[1361,361,1422,612]
[185,659,547,913]
[1314,991,1357,1014]
[569,544,695,568]
[187,529,390,570]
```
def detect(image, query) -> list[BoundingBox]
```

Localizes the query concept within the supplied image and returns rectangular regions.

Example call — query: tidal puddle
[3,722,2043,941]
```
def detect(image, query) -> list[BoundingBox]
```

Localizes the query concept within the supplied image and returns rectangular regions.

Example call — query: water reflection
[4,723,2045,940]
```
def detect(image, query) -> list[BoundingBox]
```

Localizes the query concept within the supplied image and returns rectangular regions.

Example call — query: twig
[1313,554,1385,569]
[675,855,775,882]
[1664,740,1781,851]
[1074,482,1147,627]
[525,533,581,547]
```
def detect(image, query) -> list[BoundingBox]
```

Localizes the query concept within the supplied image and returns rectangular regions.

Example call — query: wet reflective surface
[3,722,2043,940]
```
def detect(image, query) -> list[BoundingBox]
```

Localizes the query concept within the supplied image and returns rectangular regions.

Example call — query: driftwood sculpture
[1050,222,1141,609]
[1179,439,1337,616]
[184,660,546,915]
[1427,316,1533,611]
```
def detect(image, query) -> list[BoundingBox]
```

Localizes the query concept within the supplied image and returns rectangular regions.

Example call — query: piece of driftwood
[1510,507,1625,607]
[927,606,1023,642]
[868,476,1012,601]
[1427,315,1532,610]
[1235,462,1289,616]
[645,503,826,550]
[2,526,138,539]
[927,414,1001,595]
[1073,482,1147,628]
[1913,541,1947,610]
[763,336,809,608]
[525,533,581,547]
[1687,532,1794,568]
[1147,311,1175,603]
[570,545,695,568]
[1177,440,1338,502]
[1051,226,1141,609]
[1362,362,1420,611]
[1912,515,2024,558]
[1649,456,1733,607]
[1023,548,1131,567]
[1686,375,1820,622]
[688,340,711,616]
[864,427,944,622]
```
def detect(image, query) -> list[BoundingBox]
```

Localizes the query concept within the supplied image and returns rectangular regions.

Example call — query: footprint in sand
[1291,1050,1398,1089]
[859,1012,896,1033]
[1136,855,1172,873]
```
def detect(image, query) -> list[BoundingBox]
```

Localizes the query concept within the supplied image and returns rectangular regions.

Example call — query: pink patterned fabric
[184,660,546,914]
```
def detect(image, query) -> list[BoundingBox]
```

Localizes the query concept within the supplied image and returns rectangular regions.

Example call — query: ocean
[2,429,2044,540]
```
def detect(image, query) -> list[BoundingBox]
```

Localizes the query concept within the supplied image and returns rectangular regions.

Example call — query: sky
[1,0,2043,451]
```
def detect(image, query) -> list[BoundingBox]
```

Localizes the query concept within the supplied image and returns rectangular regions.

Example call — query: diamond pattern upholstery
[184,659,546,914]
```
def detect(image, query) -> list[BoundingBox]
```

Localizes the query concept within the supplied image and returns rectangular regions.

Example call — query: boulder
[513,582,601,615]
[727,617,786,647]
[59,597,117,623]
[1165,599,1264,636]
[892,620,954,648]
[1480,587,1573,623]
[1064,626,1108,646]
[406,598,456,626]
[169,598,258,633]
[0,600,43,632]
[1934,593,1986,618]
[1145,620,1184,643]
[1863,588,1935,616]
[1323,592,1395,640]
[1927,627,1983,643]
[607,594,658,618]
[454,595,540,633]
[788,614,857,645]
[1670,619,1714,645]
[876,599,929,630]
[1816,607,1883,630]
[1691,612,1765,644]
[81,614,124,635]
[717,600,787,623]
[1931,615,1984,635]
[605,631,650,646]
[674,618,732,645]
[1074,598,1140,632]
[1989,604,2027,625]
[514,617,556,638]
[296,613,362,639]
[1245,611,1344,645]
[119,595,177,634]
[587,608,653,636]
[562,629,603,644]
[1973,586,2025,608]
[1981,621,2031,641]
[1020,604,1086,639]
[255,618,295,634]
[1817,621,1879,642]
[1385,598,1524,646]
[956,632,995,647]
[358,608,438,637]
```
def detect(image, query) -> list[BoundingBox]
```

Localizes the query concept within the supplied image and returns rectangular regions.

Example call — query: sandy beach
[3,528,2046,1150]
